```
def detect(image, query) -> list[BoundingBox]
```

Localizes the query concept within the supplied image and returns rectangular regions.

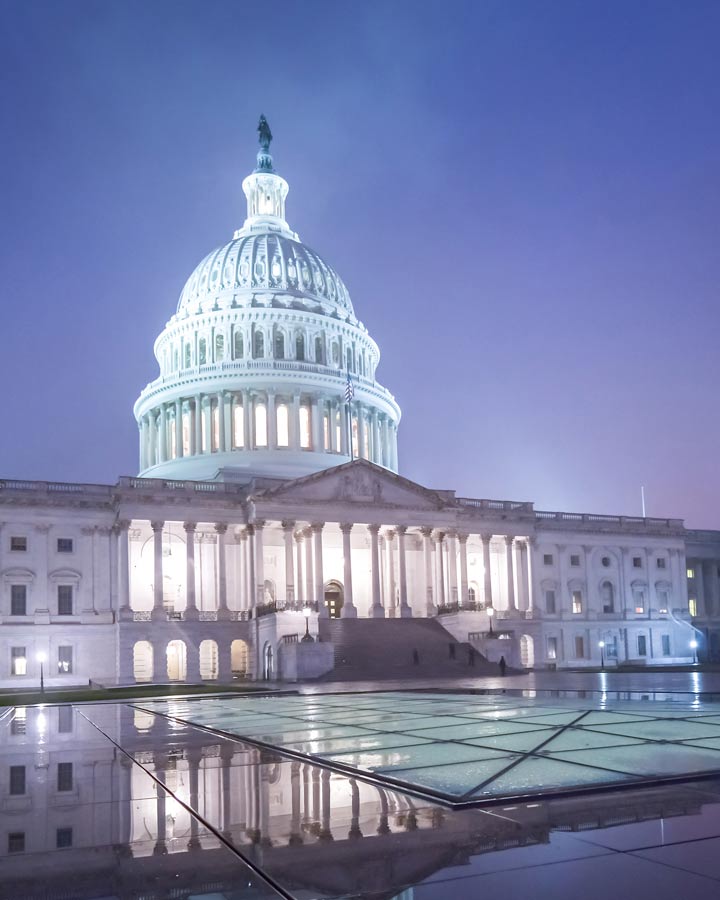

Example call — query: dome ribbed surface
[177,233,354,316]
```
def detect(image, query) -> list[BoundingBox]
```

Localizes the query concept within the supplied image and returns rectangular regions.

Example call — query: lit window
[276,404,289,447]
[212,402,220,451]
[572,591,583,614]
[661,634,671,656]
[689,597,698,617]
[324,413,330,450]
[57,538,73,553]
[299,405,311,449]
[687,567,695,579]
[545,590,556,614]
[363,421,370,459]
[637,635,647,656]
[169,418,177,458]
[255,403,267,447]
[543,554,553,566]
[570,554,580,567]
[546,637,558,661]
[233,403,244,448]
[9,766,25,796]
[658,590,669,614]
[10,536,27,552]
[633,557,642,568]
[182,410,191,456]
[57,762,73,792]
[335,411,341,452]
[657,558,666,569]
[58,585,73,616]
[57,646,73,674]
[11,648,26,676]
[634,590,645,614]
[11,585,27,616]
[574,636,584,658]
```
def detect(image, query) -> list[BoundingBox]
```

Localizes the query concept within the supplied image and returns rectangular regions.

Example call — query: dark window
[296,334,305,361]
[661,635,671,656]
[545,590,556,614]
[57,538,73,553]
[570,554,580,567]
[9,766,26,796]
[637,635,647,656]
[56,828,73,849]
[10,536,27,552]
[543,554,554,566]
[253,330,264,358]
[602,556,611,567]
[274,332,285,359]
[57,585,73,616]
[8,832,24,853]
[58,706,73,733]
[633,557,642,568]
[57,762,73,792]
[657,558,666,569]
[10,585,26,616]
[57,646,73,674]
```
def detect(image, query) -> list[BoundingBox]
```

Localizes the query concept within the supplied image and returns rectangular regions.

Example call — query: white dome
[177,232,354,318]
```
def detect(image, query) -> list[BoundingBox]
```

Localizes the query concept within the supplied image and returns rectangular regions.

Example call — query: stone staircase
[316,617,495,681]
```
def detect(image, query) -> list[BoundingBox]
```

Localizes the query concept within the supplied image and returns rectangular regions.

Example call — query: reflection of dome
[177,233,354,317]
[133,118,400,483]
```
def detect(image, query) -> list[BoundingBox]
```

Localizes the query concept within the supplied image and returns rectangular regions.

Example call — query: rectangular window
[661,635,671,656]
[633,557,642,568]
[233,402,244,448]
[606,636,619,659]
[570,554,580,567]
[572,591,583,614]
[58,705,73,733]
[57,585,73,616]
[574,636,585,658]
[687,567,695,579]
[689,597,698,617]
[545,590,556,614]
[182,410,191,456]
[57,538,73,553]
[637,634,647,656]
[299,405,311,449]
[8,832,24,853]
[276,404,289,448]
[57,762,73,792]
[211,402,220,451]
[57,646,73,675]
[10,584,27,616]
[10,536,27,552]
[546,637,558,661]
[323,413,330,450]
[543,554,553,566]
[9,766,26,796]
[254,402,268,448]
[56,827,73,849]
[657,558,666,569]
[634,591,646,614]
[11,648,27,676]
[658,590,669,614]
[11,709,26,735]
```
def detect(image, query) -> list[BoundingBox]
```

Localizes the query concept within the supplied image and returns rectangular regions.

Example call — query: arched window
[299,404,311,449]
[199,640,218,680]
[253,330,264,359]
[211,402,220,451]
[133,641,153,683]
[182,408,191,456]
[346,347,353,372]
[173,348,179,371]
[184,344,191,368]
[231,639,249,677]
[166,640,187,681]
[255,402,267,447]
[215,333,225,362]
[296,333,305,361]
[331,341,340,366]
[198,338,207,366]
[276,404,289,447]
[601,581,614,613]
[315,335,324,364]
[233,330,244,359]
[233,401,244,448]
[274,331,285,359]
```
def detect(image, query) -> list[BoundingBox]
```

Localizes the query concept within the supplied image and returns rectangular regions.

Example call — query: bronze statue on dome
[257,115,272,151]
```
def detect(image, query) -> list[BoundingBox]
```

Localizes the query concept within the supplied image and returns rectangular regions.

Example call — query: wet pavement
[4,673,720,898]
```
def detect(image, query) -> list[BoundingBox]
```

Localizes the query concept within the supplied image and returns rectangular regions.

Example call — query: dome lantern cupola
[133,118,401,484]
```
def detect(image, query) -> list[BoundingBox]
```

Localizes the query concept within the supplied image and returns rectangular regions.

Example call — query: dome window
[287,261,297,282]
[183,345,191,368]
[299,405,311,449]
[295,333,305,361]
[255,402,268,447]
[315,336,325,365]
[215,333,225,362]
[276,404,289,447]
[233,331,244,360]
[253,331,265,359]
[274,331,285,359]
[233,401,244,448]
[271,258,281,280]
[198,339,207,366]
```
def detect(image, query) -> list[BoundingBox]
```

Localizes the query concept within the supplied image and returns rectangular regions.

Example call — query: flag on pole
[344,371,355,403]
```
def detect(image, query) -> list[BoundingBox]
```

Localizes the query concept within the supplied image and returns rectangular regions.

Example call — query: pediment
[251,460,448,511]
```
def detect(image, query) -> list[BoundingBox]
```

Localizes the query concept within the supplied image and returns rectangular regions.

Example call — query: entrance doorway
[324,580,344,619]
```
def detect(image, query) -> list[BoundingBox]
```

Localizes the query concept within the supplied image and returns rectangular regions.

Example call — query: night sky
[1,1,719,526]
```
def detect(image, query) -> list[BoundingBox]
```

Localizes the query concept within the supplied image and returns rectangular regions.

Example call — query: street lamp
[36,651,46,694]
[487,606,494,636]
[598,640,605,670]
[301,606,314,643]
[690,639,698,665]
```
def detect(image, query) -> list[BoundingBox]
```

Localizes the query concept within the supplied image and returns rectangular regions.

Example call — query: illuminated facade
[1,121,720,686]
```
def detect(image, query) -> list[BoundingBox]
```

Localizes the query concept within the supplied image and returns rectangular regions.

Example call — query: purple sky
[1,1,719,526]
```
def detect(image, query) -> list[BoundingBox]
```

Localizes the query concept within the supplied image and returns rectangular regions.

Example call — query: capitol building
[2,119,719,688]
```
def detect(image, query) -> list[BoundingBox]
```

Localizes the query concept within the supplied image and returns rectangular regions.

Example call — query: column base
[184,606,199,621]
[150,607,166,622]
[399,604,413,618]
[119,606,134,622]
[370,604,385,619]
[341,604,358,619]
[426,605,437,618]
[217,607,232,621]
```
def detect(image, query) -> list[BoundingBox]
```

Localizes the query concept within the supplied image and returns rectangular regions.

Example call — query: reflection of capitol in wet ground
[4,697,720,899]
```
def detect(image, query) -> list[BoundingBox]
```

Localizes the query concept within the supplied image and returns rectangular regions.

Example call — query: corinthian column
[481,533,493,608]
[184,522,198,620]
[368,524,383,618]
[458,533,469,608]
[421,527,435,616]
[397,526,412,618]
[151,522,165,620]
[216,524,230,619]
[446,531,458,605]
[282,521,295,609]
[505,535,516,611]
[312,523,326,617]
[340,524,357,618]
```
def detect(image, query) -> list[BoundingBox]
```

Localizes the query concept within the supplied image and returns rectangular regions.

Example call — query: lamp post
[301,606,314,643]
[598,640,605,670]
[487,606,494,636]
[690,639,698,666]
[36,651,46,694]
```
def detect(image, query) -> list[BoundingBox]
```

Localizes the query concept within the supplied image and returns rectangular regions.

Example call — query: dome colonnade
[134,118,400,482]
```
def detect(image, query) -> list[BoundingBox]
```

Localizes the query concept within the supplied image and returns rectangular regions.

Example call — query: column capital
[253,519,266,531]
[214,523,228,535]
[183,522,197,533]
[117,519,131,532]
[367,524,381,536]
[432,530,444,544]
[457,532,468,544]
[339,523,354,535]
[294,530,305,544]
[385,529,396,542]
[311,522,325,533]
[395,525,408,535]
[504,534,514,546]
[528,535,537,547]
[281,520,296,531]
[150,521,164,533]
[480,532,493,543]
[420,526,433,538]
